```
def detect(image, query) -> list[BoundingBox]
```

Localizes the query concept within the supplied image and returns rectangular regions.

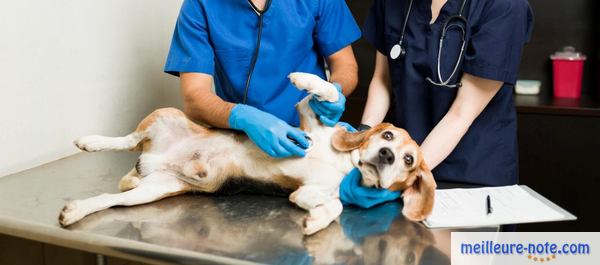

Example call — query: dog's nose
[378,147,395,165]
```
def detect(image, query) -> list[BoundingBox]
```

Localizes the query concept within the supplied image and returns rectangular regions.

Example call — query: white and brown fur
[59,73,436,235]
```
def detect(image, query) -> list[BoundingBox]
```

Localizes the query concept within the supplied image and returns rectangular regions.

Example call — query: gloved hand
[339,168,402,208]
[309,83,345,127]
[229,104,309,158]
[336,121,357,133]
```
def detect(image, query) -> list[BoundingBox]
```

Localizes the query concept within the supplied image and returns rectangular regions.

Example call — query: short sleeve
[314,0,362,57]
[362,0,387,54]
[164,0,215,77]
[462,0,534,84]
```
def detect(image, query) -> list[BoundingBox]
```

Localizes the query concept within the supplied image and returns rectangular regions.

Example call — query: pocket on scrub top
[427,78,458,121]
[214,46,252,74]
[214,45,252,67]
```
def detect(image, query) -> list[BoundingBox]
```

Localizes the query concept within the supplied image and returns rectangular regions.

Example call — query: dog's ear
[331,128,369,152]
[331,123,392,152]
[401,162,436,222]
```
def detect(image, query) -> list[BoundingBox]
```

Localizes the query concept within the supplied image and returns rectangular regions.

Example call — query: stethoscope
[391,0,469,88]
[243,0,313,149]
[243,0,273,103]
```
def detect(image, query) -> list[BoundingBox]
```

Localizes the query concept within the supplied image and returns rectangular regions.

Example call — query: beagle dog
[59,73,436,235]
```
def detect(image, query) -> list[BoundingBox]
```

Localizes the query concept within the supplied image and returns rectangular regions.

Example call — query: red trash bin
[551,46,587,98]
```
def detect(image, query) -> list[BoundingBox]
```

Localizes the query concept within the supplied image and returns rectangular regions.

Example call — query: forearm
[420,73,503,169]
[180,72,235,128]
[361,51,391,127]
[361,79,390,126]
[327,46,358,95]
[419,110,471,169]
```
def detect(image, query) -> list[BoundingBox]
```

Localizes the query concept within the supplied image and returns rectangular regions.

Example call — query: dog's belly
[137,123,352,195]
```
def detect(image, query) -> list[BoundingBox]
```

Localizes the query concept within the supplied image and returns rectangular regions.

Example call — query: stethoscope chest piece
[390,44,403,60]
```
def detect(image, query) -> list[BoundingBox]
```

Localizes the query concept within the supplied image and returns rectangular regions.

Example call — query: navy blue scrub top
[364,0,533,186]
[164,0,361,126]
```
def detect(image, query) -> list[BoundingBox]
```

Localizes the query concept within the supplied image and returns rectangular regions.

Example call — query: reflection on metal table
[0,152,497,265]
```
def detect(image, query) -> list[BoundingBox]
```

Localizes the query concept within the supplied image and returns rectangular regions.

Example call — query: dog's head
[332,123,436,221]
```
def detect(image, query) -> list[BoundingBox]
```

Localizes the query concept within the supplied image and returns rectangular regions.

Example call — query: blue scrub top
[364,0,533,186]
[164,0,361,126]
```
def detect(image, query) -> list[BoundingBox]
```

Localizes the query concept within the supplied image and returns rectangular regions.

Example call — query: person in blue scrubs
[358,0,534,187]
[164,0,361,158]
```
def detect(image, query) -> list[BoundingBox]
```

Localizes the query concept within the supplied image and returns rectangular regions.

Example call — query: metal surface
[0,151,497,265]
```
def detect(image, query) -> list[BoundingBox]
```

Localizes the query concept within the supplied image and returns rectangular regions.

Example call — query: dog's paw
[288,72,321,89]
[288,72,338,102]
[302,216,322,235]
[118,175,141,192]
[58,201,86,227]
[302,207,331,235]
[73,135,109,152]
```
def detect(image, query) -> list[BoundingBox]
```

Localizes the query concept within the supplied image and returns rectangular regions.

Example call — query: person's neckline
[248,0,272,15]
[415,0,459,25]
[430,0,449,24]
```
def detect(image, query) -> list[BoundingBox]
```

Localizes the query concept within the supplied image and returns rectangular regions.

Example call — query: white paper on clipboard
[423,185,576,228]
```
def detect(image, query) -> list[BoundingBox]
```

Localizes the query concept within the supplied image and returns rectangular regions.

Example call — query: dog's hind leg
[74,132,145,152]
[74,108,203,153]
[59,172,190,227]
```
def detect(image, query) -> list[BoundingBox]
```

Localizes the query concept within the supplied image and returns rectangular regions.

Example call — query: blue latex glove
[339,168,402,208]
[336,121,357,133]
[229,104,309,158]
[309,83,345,126]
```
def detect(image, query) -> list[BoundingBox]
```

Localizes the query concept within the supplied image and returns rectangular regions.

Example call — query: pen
[486,195,493,215]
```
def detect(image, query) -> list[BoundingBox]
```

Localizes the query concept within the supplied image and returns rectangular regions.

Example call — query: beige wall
[0,0,184,177]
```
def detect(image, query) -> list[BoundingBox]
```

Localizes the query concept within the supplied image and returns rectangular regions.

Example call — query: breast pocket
[213,45,252,87]
[214,46,252,66]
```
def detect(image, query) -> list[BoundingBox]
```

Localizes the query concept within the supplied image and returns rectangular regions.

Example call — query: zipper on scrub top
[243,0,272,104]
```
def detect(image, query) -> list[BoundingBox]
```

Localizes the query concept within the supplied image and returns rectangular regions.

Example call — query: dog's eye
[382,131,394,141]
[403,154,414,166]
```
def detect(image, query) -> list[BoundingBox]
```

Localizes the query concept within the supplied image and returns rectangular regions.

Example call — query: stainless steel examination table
[0,152,498,265]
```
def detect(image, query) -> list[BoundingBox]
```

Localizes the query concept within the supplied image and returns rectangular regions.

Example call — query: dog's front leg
[289,73,341,132]
[304,199,343,236]
[59,173,190,227]
[295,96,320,132]
[289,185,343,235]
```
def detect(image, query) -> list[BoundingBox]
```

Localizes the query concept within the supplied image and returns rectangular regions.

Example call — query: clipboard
[423,185,577,229]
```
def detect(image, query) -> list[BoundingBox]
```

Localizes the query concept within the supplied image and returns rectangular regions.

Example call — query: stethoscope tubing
[431,17,467,88]
[392,0,469,88]
[397,0,414,54]
[243,0,273,104]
